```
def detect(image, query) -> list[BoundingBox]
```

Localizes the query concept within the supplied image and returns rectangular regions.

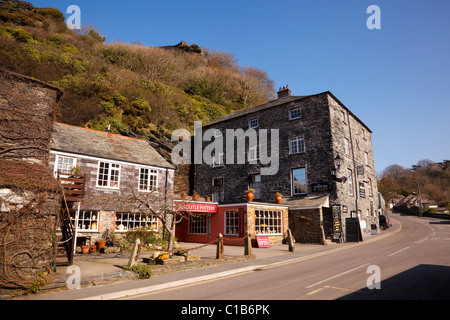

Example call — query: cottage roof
[205,91,372,133]
[50,123,174,169]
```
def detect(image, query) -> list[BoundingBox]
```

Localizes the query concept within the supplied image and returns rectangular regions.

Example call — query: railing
[58,172,86,202]
[56,171,84,266]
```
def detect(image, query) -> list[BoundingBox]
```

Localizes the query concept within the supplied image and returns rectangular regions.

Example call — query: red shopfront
[175,201,289,246]
[174,200,219,244]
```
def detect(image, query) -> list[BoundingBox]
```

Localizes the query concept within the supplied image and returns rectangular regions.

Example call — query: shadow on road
[338,264,450,300]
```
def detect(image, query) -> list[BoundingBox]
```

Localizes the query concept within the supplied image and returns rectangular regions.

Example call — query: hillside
[378,159,450,209]
[0,0,275,137]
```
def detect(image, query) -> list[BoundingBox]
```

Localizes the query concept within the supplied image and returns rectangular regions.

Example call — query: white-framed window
[364,152,369,165]
[249,118,258,129]
[344,138,349,155]
[341,110,346,123]
[289,108,301,120]
[255,209,283,235]
[54,155,77,174]
[368,178,373,196]
[214,129,222,137]
[189,214,208,234]
[97,161,120,188]
[225,210,239,236]
[115,212,158,232]
[248,145,259,162]
[139,168,158,192]
[213,152,224,167]
[290,136,305,154]
[249,174,262,199]
[348,169,354,196]
[362,129,366,139]
[71,210,99,232]
[292,168,307,195]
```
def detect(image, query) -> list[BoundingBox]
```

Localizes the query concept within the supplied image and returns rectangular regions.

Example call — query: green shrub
[126,228,158,245]
[125,264,152,279]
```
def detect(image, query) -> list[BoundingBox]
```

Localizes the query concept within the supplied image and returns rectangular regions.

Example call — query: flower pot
[193,194,200,201]
[181,194,187,200]
[81,245,90,254]
[276,196,282,204]
[246,192,254,202]
[97,240,107,250]
[90,245,97,253]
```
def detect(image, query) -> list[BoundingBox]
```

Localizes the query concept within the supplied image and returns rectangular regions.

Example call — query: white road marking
[388,246,410,257]
[305,263,370,289]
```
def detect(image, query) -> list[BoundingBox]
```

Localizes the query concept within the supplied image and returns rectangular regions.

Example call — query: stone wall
[289,208,325,244]
[0,68,63,164]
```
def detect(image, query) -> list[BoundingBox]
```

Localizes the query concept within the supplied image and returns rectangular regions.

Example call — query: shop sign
[176,202,217,213]
[359,182,366,198]
[332,205,342,233]
[312,183,331,192]
[256,236,271,248]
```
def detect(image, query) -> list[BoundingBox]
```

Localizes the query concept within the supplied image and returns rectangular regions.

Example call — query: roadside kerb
[79,219,401,300]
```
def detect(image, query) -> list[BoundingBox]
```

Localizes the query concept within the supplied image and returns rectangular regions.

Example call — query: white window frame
[368,178,373,197]
[249,174,262,199]
[289,108,301,120]
[249,118,258,129]
[348,169,354,196]
[213,152,224,167]
[255,209,283,235]
[189,214,208,234]
[97,161,121,189]
[344,138,349,155]
[115,212,158,232]
[364,152,369,166]
[292,168,307,195]
[138,167,158,192]
[71,210,99,232]
[290,136,305,155]
[54,154,77,175]
[248,145,259,162]
[224,210,239,236]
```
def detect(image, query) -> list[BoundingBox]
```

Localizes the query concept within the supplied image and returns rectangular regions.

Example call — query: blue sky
[35,0,450,173]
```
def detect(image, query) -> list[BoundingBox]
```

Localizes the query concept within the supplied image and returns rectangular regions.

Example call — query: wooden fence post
[216,233,224,259]
[286,228,295,252]
[244,234,252,256]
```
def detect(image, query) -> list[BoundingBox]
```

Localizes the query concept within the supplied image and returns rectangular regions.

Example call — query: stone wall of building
[0,68,63,165]
[289,208,326,244]
[194,91,379,243]
[327,95,379,238]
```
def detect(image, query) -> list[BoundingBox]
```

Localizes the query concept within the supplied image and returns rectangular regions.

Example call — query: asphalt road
[124,212,450,300]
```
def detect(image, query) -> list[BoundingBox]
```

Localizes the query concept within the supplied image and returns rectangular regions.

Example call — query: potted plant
[275,192,283,204]
[81,245,90,254]
[246,189,255,202]
[192,191,200,201]
[181,192,187,200]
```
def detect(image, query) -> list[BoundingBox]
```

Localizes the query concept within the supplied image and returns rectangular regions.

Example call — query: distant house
[48,122,175,245]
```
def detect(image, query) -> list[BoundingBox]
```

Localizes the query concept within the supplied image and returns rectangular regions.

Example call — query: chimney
[277,85,291,99]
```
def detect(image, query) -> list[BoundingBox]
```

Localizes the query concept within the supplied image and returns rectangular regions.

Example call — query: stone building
[194,87,379,243]
[0,68,64,290]
[49,122,175,245]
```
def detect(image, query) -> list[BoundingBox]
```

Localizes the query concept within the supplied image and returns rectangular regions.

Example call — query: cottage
[48,122,175,246]
[194,87,380,243]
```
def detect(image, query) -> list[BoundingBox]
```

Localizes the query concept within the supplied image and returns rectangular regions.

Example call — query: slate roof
[50,123,174,169]
[205,91,372,133]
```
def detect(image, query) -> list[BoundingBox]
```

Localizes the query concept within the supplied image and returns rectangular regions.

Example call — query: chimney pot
[277,85,291,99]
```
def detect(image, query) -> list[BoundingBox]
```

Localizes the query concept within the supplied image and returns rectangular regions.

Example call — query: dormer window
[249,118,258,129]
